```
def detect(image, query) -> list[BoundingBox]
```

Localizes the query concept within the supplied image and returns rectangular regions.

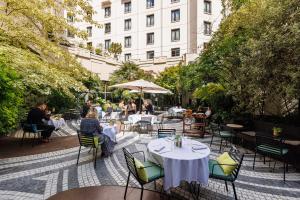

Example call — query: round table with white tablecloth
[47,118,66,130]
[102,125,117,143]
[147,138,210,190]
[127,114,157,124]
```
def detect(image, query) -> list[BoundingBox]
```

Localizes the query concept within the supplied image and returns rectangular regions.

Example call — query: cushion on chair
[209,159,234,181]
[143,161,164,182]
[134,159,164,182]
[220,131,233,137]
[257,145,288,155]
[134,158,148,182]
[216,152,237,175]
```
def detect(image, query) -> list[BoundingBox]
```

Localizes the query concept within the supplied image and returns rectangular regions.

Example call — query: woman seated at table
[80,109,116,157]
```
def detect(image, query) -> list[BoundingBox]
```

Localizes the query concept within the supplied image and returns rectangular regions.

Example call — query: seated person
[80,109,116,157]
[81,100,92,118]
[205,107,212,118]
[27,102,55,142]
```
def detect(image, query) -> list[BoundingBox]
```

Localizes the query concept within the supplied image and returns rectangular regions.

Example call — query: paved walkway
[0,120,299,200]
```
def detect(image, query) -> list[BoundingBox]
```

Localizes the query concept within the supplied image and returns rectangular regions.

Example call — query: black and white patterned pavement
[0,120,300,200]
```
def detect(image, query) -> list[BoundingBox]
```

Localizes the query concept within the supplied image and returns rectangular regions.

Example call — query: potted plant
[273,127,282,137]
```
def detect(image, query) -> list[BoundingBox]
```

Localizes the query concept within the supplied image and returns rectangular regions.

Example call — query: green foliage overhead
[155,65,182,94]
[186,0,300,116]
[108,42,122,59]
[193,83,225,101]
[0,62,23,135]
[0,0,102,134]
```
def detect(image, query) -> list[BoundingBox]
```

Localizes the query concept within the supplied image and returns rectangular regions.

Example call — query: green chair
[210,123,234,152]
[157,129,176,138]
[77,130,101,167]
[253,135,288,181]
[209,146,244,200]
[123,148,164,200]
[20,123,43,147]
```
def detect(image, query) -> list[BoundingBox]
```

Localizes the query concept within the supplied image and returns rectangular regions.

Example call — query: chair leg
[219,139,223,152]
[154,180,157,190]
[124,172,130,199]
[253,151,256,170]
[264,156,266,164]
[283,161,286,182]
[32,133,36,147]
[232,182,238,200]
[77,146,81,165]
[94,148,98,168]
[225,181,228,192]
[140,186,144,200]
[20,131,26,146]
[210,135,214,147]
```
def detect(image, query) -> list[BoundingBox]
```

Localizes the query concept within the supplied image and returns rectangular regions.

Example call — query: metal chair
[136,120,152,135]
[157,129,176,138]
[77,130,100,167]
[209,146,244,200]
[210,123,234,152]
[253,135,289,181]
[123,148,164,200]
[20,123,43,147]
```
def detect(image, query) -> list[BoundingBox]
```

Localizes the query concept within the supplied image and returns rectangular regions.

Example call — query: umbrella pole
[139,87,142,113]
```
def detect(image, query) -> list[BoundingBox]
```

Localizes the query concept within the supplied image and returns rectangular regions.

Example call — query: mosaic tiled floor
[0,120,299,200]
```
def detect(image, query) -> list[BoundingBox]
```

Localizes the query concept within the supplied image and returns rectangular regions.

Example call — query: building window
[204,1,212,14]
[146,0,154,8]
[104,23,111,34]
[124,2,131,13]
[171,0,180,3]
[104,7,111,17]
[147,51,154,59]
[67,30,74,38]
[147,32,154,45]
[67,13,74,22]
[124,19,132,31]
[87,26,92,37]
[204,21,212,35]
[125,53,131,61]
[105,39,111,50]
[171,48,180,57]
[171,28,180,41]
[171,9,180,22]
[146,14,154,27]
[124,36,132,48]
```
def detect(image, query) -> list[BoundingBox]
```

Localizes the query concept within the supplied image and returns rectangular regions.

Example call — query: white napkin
[192,146,207,150]
[154,146,165,152]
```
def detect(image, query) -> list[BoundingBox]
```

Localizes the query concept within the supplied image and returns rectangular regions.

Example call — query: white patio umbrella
[109,79,169,112]
[129,89,173,94]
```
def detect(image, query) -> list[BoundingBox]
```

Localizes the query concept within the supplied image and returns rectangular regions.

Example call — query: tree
[0,62,24,135]
[186,0,300,118]
[108,42,122,59]
[110,62,154,99]
[0,0,102,134]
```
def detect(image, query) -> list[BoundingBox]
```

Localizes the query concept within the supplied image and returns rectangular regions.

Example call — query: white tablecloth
[102,125,117,142]
[147,138,210,190]
[128,114,157,124]
[168,107,186,116]
[47,118,66,129]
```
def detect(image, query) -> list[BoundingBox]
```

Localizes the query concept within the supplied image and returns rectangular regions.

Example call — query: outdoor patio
[0,119,299,200]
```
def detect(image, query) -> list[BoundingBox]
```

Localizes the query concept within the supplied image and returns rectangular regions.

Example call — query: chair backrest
[77,130,96,148]
[122,148,140,182]
[209,122,219,135]
[158,129,176,138]
[255,135,285,155]
[228,146,244,180]
[22,123,38,133]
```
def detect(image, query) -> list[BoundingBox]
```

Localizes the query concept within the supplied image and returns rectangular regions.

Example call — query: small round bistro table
[147,138,210,191]
[128,114,157,124]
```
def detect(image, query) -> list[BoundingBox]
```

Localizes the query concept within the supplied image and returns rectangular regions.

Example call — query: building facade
[66,0,223,76]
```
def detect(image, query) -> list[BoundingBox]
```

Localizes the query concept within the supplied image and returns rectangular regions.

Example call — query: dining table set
[147,136,210,191]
